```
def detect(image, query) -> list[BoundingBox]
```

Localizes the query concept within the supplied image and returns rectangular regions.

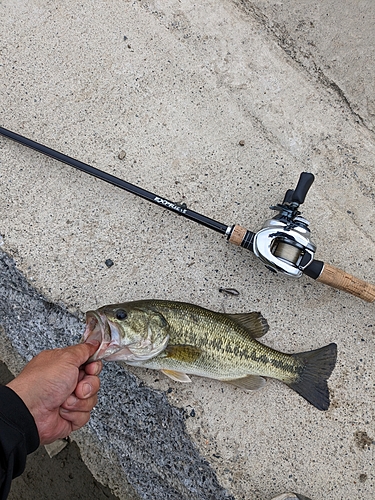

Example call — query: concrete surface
[1,1,375,499]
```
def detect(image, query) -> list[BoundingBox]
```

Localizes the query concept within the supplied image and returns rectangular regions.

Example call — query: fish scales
[140,301,303,382]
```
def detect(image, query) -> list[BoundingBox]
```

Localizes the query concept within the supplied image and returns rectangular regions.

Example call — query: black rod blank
[0,127,229,234]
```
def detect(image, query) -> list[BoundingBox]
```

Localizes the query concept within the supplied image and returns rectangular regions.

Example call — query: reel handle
[290,172,315,205]
[305,260,375,302]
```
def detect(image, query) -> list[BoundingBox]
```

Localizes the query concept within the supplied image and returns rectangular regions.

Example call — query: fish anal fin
[164,344,201,363]
[227,312,269,338]
[161,369,192,383]
[224,374,266,391]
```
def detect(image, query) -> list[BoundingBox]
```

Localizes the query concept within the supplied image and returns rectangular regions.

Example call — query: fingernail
[82,383,92,397]
[66,395,78,406]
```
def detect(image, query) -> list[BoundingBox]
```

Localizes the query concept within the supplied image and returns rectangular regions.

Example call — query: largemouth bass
[83,300,337,410]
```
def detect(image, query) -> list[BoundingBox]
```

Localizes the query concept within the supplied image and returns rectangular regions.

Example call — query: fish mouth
[83,311,130,362]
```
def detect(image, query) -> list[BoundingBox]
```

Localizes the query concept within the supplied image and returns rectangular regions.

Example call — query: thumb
[65,341,100,367]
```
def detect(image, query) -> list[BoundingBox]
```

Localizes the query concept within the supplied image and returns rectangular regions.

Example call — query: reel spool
[273,241,301,266]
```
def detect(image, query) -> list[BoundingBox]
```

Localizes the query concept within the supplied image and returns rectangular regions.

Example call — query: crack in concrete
[234,0,371,133]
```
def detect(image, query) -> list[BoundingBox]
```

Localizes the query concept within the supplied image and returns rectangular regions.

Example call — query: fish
[82,299,337,411]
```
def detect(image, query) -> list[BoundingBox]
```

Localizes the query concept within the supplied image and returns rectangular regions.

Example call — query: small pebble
[239,140,245,146]
[105,259,114,268]
[118,150,126,160]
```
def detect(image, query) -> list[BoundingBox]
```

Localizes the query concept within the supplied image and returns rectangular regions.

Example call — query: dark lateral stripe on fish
[256,355,303,376]
[218,343,303,377]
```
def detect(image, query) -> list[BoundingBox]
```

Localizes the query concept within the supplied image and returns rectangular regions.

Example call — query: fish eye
[115,309,127,320]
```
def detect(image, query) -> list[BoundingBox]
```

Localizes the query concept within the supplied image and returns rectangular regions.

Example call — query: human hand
[7,342,102,445]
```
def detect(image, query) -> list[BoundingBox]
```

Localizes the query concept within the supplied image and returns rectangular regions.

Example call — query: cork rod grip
[228,225,247,246]
[317,263,375,303]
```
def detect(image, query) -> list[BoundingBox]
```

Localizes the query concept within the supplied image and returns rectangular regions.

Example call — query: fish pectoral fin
[163,344,202,363]
[226,312,269,338]
[161,369,192,383]
[224,375,267,391]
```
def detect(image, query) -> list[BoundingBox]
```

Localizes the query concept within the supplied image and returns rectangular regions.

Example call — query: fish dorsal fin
[163,344,202,363]
[226,312,269,338]
[224,375,267,391]
[161,369,192,383]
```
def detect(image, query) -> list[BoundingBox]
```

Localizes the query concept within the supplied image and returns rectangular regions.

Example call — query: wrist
[6,379,38,416]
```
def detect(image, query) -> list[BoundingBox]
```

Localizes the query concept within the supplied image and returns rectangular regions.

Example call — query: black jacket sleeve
[0,386,40,500]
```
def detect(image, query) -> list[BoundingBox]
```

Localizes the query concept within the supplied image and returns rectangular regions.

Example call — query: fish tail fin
[288,343,337,411]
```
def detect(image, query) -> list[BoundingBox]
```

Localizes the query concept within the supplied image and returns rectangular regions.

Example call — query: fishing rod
[1,126,374,302]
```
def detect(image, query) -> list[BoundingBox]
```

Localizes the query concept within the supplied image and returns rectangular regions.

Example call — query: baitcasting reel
[226,172,319,279]
[253,173,316,277]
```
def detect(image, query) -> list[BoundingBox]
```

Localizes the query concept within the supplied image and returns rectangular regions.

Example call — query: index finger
[84,360,103,376]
